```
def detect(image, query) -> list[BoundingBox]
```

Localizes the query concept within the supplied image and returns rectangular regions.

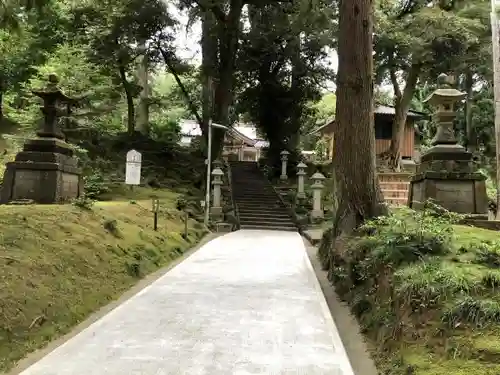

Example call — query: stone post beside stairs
[210,167,224,220]
[296,162,307,199]
[310,172,326,219]
[280,150,289,180]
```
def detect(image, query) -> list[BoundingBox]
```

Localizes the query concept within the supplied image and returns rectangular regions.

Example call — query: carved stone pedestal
[408,145,487,214]
[1,138,82,204]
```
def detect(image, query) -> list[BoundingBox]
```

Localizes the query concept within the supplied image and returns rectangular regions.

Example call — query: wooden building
[313,105,425,161]
[179,119,269,161]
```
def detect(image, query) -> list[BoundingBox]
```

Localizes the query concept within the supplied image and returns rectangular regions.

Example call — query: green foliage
[83,169,111,200]
[72,196,95,210]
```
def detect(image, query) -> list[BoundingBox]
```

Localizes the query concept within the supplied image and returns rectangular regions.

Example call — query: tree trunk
[0,78,4,124]
[464,70,475,152]
[201,11,218,141]
[289,35,304,151]
[0,90,3,124]
[118,63,135,135]
[136,48,150,135]
[387,62,421,171]
[332,0,386,235]
[211,0,244,158]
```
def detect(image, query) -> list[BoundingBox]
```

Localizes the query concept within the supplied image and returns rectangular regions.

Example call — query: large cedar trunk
[207,0,244,158]
[201,11,218,140]
[331,0,387,236]
[289,35,304,151]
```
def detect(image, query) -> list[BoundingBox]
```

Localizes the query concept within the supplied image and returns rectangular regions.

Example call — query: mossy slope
[0,196,206,372]
[319,207,500,374]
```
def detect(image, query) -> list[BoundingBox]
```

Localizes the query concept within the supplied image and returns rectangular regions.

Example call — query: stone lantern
[408,73,487,215]
[0,73,83,204]
[296,162,307,199]
[210,167,224,219]
[310,172,326,219]
[280,150,290,180]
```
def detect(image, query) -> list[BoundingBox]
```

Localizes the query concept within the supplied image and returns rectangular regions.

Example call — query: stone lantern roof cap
[423,73,466,106]
[297,162,307,168]
[280,150,290,155]
[311,172,325,180]
[212,167,224,176]
[423,89,466,106]
[32,73,76,103]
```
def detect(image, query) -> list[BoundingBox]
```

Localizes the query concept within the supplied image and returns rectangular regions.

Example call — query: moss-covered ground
[0,188,207,372]
[319,206,500,375]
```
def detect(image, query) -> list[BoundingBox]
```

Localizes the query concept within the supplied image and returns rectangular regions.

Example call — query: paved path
[19,230,354,375]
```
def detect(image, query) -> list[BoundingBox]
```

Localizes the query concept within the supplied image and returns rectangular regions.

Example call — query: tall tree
[332,0,386,236]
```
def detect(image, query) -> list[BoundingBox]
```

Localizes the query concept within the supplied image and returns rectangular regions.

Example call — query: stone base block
[210,207,223,222]
[280,175,288,180]
[310,210,324,220]
[296,192,306,200]
[408,174,487,215]
[0,146,82,204]
[215,222,233,233]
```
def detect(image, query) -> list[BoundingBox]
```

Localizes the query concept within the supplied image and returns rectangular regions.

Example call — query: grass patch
[0,190,207,372]
[319,205,500,374]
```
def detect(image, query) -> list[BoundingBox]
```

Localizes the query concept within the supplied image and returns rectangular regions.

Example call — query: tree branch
[157,46,203,129]
[188,0,226,23]
[388,57,402,100]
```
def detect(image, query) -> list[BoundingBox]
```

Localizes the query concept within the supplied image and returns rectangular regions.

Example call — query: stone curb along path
[13,230,356,375]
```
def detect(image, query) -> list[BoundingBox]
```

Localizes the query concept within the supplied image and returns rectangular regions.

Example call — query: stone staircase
[229,161,297,231]
[378,172,411,206]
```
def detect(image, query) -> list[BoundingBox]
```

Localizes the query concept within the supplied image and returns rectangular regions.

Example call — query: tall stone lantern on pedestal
[0,74,83,204]
[408,73,487,215]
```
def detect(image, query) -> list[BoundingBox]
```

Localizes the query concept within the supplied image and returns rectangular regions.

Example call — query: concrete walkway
[19,230,354,375]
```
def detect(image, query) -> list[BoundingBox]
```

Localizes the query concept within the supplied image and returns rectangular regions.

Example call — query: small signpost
[125,149,142,188]
[152,198,160,231]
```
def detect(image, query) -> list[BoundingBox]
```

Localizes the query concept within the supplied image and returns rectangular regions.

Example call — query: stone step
[239,224,298,231]
[385,197,408,205]
[237,208,290,216]
[234,192,277,195]
[234,197,281,202]
[381,189,408,198]
[239,216,293,223]
[237,203,287,210]
[240,222,296,229]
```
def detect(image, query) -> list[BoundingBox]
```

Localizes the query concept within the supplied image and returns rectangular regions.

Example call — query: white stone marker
[310,172,326,219]
[125,149,142,186]
[211,167,224,217]
[280,150,290,180]
[296,162,307,199]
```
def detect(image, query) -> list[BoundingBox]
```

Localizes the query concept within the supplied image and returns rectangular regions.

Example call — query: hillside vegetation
[319,207,500,375]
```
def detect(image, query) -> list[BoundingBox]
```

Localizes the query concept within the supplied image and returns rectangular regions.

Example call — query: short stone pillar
[296,162,307,199]
[210,167,224,219]
[408,73,487,215]
[0,73,83,204]
[280,150,290,180]
[310,172,326,219]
